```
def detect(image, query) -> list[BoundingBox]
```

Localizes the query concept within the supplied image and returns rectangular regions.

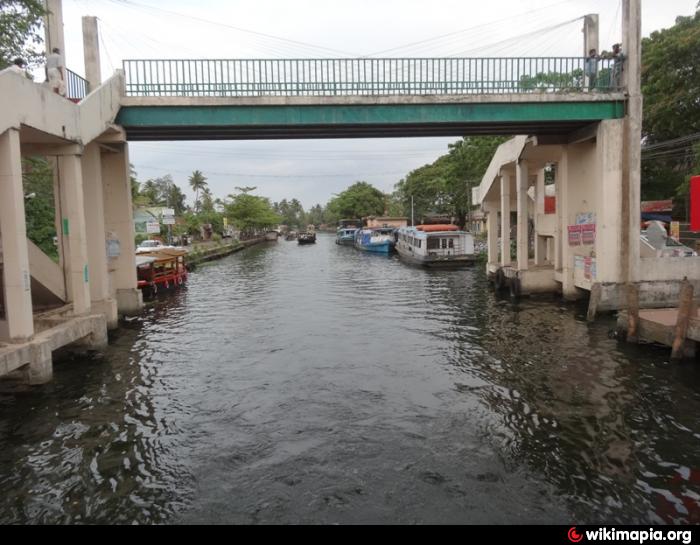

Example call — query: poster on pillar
[568,225,582,246]
[581,224,597,245]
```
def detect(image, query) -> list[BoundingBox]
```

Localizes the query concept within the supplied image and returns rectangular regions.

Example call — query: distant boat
[298,232,317,245]
[355,227,395,254]
[396,225,476,267]
[286,231,297,241]
[336,227,358,246]
[265,231,279,241]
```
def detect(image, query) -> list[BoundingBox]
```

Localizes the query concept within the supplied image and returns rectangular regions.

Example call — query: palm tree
[188,170,208,212]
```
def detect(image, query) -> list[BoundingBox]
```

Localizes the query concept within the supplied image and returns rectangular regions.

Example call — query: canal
[1,233,700,524]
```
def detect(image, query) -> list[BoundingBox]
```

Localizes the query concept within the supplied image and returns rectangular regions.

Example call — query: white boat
[396,225,476,267]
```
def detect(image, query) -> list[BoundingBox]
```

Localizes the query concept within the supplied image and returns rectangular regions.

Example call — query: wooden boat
[298,232,317,244]
[286,231,297,241]
[396,225,476,267]
[136,248,188,296]
[355,227,395,254]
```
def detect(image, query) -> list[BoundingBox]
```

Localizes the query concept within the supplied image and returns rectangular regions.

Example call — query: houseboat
[396,225,476,267]
[136,248,188,297]
[354,227,396,254]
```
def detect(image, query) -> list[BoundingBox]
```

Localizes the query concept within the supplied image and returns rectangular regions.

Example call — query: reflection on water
[1,234,700,524]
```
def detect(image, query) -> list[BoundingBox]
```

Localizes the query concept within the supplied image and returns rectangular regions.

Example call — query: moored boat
[136,248,188,296]
[286,231,298,241]
[396,225,476,267]
[336,227,358,246]
[354,227,395,254]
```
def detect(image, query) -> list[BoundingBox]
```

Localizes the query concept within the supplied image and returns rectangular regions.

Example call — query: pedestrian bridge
[115,57,626,140]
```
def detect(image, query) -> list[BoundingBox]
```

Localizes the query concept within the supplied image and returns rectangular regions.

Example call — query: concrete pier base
[116,288,143,316]
[91,298,119,329]
[0,314,108,386]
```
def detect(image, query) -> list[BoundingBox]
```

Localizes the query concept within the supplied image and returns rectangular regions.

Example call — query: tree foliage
[224,188,280,235]
[22,156,57,260]
[0,0,46,69]
[139,175,187,215]
[326,181,386,222]
[394,137,506,227]
[640,7,700,206]
[188,170,208,212]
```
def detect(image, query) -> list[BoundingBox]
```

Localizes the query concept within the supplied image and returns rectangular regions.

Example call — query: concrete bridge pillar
[500,173,512,267]
[82,142,118,328]
[557,150,578,300]
[102,144,142,315]
[583,14,599,56]
[485,201,499,268]
[82,16,101,90]
[56,148,92,315]
[516,160,529,271]
[0,129,34,343]
[534,169,547,266]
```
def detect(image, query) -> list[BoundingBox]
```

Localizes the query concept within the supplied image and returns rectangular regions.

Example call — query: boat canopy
[417,224,459,232]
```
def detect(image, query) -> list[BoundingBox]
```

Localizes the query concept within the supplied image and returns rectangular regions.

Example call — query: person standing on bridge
[585,49,599,91]
[45,47,66,97]
[611,43,626,90]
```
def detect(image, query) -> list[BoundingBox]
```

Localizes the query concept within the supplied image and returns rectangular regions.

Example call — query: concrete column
[57,152,91,315]
[82,16,101,90]
[500,173,511,267]
[583,14,599,56]
[622,0,642,283]
[82,143,117,327]
[25,342,53,385]
[102,144,143,315]
[516,160,529,271]
[554,164,563,272]
[0,129,34,343]
[534,169,547,266]
[558,150,577,299]
[486,204,499,267]
[43,0,66,58]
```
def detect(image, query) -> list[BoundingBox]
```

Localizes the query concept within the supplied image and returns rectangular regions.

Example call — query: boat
[136,248,188,296]
[298,232,317,244]
[336,227,358,246]
[396,225,476,267]
[354,227,396,254]
[265,231,279,241]
[286,231,297,241]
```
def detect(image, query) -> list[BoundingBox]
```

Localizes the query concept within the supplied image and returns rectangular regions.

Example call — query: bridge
[116,56,625,140]
[3,0,671,385]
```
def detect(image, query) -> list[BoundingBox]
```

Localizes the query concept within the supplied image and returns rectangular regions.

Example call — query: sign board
[146,221,161,234]
[162,216,176,225]
[106,238,121,258]
[568,225,581,246]
[161,208,175,217]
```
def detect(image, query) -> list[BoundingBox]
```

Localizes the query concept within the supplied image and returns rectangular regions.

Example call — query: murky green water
[1,233,700,524]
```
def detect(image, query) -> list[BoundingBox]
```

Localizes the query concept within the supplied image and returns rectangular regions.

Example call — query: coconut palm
[188,170,208,212]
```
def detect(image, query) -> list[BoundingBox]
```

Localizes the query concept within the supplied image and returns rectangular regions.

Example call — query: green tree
[0,0,46,69]
[188,170,208,212]
[640,7,700,207]
[225,188,280,237]
[393,137,505,227]
[326,181,386,222]
[140,175,187,214]
[22,156,58,260]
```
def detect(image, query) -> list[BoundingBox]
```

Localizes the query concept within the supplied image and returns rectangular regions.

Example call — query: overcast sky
[59,0,698,209]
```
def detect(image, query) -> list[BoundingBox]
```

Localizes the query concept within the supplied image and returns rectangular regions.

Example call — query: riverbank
[186,237,268,268]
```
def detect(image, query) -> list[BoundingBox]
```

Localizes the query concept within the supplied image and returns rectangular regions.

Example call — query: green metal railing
[123,57,622,98]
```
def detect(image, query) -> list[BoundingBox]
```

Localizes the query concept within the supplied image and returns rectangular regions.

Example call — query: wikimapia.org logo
[567,527,693,544]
